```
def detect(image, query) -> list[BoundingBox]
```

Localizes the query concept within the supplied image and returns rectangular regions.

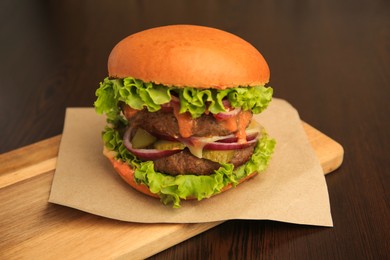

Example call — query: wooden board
[0,123,343,259]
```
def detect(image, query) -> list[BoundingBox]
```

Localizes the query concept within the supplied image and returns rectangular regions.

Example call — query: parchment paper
[49,98,333,227]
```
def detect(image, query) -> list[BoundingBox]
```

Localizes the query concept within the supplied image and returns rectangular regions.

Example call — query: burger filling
[95,77,276,207]
[123,102,259,175]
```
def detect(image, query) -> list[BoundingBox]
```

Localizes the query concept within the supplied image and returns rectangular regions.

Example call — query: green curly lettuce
[94,77,273,120]
[102,126,276,208]
[96,76,275,207]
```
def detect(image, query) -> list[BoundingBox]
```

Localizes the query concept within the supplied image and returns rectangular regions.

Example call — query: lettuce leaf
[95,76,275,207]
[94,77,273,120]
[103,126,276,208]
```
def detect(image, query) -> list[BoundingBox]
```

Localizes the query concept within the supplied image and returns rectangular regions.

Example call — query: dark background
[1,1,389,259]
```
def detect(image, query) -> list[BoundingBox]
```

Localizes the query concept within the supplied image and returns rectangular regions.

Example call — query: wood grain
[1,1,389,259]
[302,122,344,174]
[0,136,60,189]
[0,136,61,177]
[0,123,343,259]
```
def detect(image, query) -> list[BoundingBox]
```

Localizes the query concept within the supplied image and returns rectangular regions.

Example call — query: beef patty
[123,105,256,175]
[153,144,256,176]
[126,108,252,138]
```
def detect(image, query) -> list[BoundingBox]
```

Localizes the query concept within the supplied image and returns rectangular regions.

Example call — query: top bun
[108,25,270,89]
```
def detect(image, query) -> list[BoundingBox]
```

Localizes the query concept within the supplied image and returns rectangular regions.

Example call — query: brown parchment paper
[49,98,333,227]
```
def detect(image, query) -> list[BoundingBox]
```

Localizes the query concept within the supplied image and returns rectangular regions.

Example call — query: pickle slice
[153,140,185,150]
[202,150,235,163]
[131,128,157,149]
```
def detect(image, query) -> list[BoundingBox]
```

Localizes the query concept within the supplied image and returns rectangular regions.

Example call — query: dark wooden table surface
[1,1,389,259]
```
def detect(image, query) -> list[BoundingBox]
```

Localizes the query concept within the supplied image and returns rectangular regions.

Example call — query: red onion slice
[152,132,178,142]
[181,125,261,154]
[213,107,241,120]
[216,132,258,143]
[203,137,257,150]
[184,127,261,146]
[123,127,182,160]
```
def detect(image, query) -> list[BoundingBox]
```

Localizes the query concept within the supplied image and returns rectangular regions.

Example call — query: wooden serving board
[0,122,343,259]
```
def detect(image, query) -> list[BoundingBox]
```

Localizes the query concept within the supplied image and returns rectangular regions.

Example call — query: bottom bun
[103,146,258,201]
[104,147,160,199]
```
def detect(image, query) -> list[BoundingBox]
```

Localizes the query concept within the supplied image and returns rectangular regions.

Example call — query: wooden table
[1,1,389,259]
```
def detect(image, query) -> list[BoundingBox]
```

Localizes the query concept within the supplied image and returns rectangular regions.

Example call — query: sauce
[220,115,238,132]
[236,111,252,143]
[123,101,252,146]
[172,104,194,138]
[123,104,139,120]
[219,110,252,143]
[171,104,252,143]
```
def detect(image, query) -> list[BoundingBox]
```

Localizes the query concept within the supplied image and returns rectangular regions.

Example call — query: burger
[94,25,276,207]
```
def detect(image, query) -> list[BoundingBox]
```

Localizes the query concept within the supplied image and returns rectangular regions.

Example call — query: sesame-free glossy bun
[108,25,270,89]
